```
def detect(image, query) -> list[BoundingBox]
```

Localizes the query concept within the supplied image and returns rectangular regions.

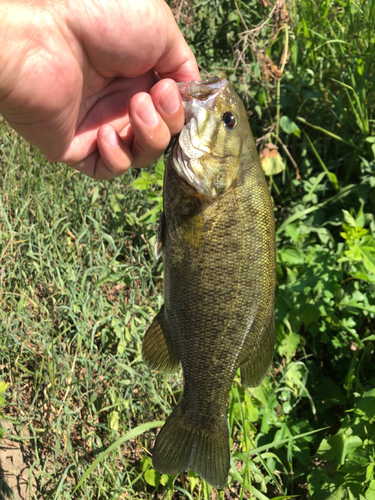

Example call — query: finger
[75,0,200,83]
[68,125,134,180]
[68,149,100,179]
[55,73,154,164]
[96,124,134,179]
[129,92,171,169]
[56,93,131,165]
[153,1,200,82]
[150,79,185,137]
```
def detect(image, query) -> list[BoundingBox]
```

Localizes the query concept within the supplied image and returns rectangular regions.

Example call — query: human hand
[0,0,199,179]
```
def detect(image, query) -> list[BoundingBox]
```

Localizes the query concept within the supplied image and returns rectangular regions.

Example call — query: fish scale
[142,72,276,489]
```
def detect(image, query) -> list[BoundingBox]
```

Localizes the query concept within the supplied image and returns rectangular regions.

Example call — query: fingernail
[160,83,181,114]
[137,95,159,127]
[102,125,120,147]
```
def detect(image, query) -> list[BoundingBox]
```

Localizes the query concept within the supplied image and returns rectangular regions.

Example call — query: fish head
[173,72,250,198]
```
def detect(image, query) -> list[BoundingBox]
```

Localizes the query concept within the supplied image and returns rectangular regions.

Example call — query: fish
[142,72,276,489]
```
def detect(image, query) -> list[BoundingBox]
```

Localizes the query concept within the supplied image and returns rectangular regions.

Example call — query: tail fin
[152,403,230,490]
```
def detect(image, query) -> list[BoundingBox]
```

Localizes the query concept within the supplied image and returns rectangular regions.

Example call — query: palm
[61,72,156,165]
[0,0,199,179]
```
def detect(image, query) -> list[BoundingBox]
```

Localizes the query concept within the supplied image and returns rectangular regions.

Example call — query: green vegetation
[0,381,8,442]
[1,0,374,498]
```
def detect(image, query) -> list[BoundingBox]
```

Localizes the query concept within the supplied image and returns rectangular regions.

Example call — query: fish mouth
[177,72,229,121]
[172,72,233,198]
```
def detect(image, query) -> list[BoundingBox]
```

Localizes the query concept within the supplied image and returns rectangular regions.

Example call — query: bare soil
[0,421,36,500]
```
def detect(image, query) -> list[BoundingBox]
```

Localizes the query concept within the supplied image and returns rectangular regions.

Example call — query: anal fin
[142,305,180,373]
[240,308,275,387]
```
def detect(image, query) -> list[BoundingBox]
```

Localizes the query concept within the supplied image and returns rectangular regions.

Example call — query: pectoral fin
[142,305,180,373]
[154,212,165,260]
[240,308,275,387]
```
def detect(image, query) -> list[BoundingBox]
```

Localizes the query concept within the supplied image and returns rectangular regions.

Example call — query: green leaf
[251,485,269,499]
[228,11,239,22]
[279,246,305,266]
[109,411,120,431]
[317,432,362,465]
[343,209,357,228]
[110,194,121,213]
[280,116,301,137]
[138,203,163,223]
[160,474,169,486]
[301,304,321,328]
[131,172,152,190]
[141,456,152,472]
[325,488,347,500]
[278,331,300,362]
[0,382,8,410]
[353,271,375,283]
[250,377,273,408]
[0,382,8,394]
[366,480,375,500]
[144,468,160,487]
[154,160,165,181]
[91,186,100,204]
[355,388,375,420]
[355,204,366,228]
[187,470,198,493]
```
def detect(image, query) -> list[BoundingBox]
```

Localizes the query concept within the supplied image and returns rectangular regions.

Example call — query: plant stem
[276,23,289,137]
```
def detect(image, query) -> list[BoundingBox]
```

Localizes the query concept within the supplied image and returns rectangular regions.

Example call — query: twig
[255,123,276,145]
[141,234,151,255]
[276,23,289,135]
[274,133,302,180]
[234,0,249,31]
[175,0,185,24]
[241,2,278,36]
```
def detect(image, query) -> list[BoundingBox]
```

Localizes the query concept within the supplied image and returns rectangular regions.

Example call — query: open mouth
[176,73,229,123]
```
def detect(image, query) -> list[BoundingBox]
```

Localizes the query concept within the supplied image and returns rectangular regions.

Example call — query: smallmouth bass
[142,72,276,489]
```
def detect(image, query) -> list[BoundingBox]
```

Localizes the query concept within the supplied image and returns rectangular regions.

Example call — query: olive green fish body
[142,73,276,489]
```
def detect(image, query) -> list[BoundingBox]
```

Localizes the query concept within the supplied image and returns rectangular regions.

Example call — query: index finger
[153,2,200,82]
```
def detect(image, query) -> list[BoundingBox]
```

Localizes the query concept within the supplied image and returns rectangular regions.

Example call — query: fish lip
[176,72,228,98]
[176,81,221,101]
[177,73,228,110]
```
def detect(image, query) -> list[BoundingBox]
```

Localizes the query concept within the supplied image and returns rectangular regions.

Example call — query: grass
[0,120,175,499]
[1,0,375,498]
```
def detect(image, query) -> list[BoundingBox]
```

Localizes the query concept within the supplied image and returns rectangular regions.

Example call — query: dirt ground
[0,421,36,500]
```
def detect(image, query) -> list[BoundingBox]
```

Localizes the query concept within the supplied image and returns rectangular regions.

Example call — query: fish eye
[222,112,237,129]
